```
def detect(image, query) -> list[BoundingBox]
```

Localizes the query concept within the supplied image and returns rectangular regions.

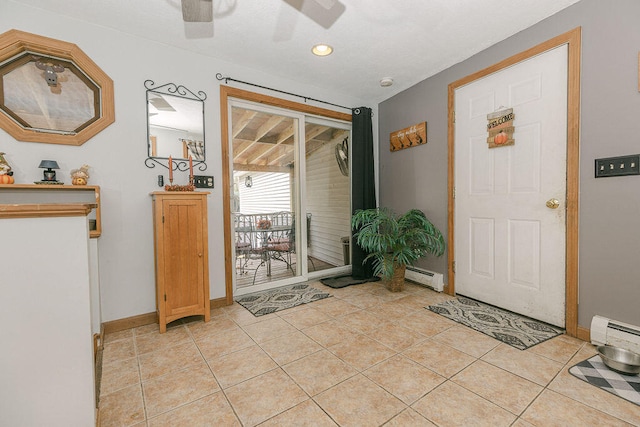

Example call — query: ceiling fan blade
[149,95,176,112]
[281,0,345,29]
[313,0,336,9]
[181,0,213,22]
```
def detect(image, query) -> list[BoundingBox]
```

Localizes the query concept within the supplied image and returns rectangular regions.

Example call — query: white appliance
[405,266,444,292]
[590,315,640,355]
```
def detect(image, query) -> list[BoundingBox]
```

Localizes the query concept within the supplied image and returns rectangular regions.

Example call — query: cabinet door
[162,198,205,317]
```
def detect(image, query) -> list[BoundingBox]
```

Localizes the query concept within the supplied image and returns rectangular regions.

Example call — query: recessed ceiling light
[380,77,394,87]
[312,44,333,56]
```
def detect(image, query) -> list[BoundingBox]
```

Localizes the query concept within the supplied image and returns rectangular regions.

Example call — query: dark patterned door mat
[320,275,379,289]
[427,296,564,350]
[570,354,640,406]
[235,283,332,316]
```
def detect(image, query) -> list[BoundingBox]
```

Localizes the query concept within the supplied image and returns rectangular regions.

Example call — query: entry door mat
[427,296,564,350]
[235,283,332,316]
[320,275,380,289]
[569,355,640,406]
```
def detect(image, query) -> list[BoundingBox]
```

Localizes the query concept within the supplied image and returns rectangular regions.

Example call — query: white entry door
[454,45,568,327]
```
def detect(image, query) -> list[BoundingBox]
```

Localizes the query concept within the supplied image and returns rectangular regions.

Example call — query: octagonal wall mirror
[0,29,114,146]
[144,80,207,171]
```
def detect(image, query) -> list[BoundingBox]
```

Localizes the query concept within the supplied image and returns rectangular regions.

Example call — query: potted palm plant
[352,208,445,292]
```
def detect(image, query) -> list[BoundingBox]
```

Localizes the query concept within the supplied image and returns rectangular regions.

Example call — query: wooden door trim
[447,27,581,336]
[220,86,352,305]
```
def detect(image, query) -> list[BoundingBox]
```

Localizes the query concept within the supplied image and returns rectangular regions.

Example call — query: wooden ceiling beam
[255,115,286,142]
[262,125,333,166]
[230,108,350,169]
[246,123,296,164]
[305,124,328,141]
[233,163,291,173]
[232,110,257,138]
[276,124,295,144]
[233,140,258,160]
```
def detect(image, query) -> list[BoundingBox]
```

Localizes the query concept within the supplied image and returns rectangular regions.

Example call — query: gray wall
[378,0,640,329]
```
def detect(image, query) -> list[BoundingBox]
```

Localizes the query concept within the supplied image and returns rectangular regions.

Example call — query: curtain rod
[216,73,354,112]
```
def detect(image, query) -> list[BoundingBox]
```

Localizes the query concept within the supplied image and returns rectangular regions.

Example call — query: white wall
[149,125,200,159]
[1,1,371,322]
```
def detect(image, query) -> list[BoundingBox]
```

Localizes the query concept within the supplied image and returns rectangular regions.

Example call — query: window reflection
[0,52,100,134]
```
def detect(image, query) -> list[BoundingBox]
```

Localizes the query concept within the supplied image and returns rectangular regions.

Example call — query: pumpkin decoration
[486,108,515,148]
[494,131,508,145]
[0,173,14,184]
[0,152,14,184]
[70,164,90,186]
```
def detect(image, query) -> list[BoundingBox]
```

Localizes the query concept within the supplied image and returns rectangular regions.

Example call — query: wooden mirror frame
[0,29,115,146]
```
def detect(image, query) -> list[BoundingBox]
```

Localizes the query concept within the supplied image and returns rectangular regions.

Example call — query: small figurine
[70,164,90,186]
[0,152,15,184]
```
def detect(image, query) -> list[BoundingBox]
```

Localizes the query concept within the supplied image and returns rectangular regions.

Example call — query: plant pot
[385,264,406,292]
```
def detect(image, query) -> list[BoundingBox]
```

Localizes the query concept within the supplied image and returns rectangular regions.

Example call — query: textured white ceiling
[10,0,581,105]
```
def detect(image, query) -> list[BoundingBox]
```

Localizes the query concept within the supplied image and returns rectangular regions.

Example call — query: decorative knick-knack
[0,152,15,184]
[70,164,90,185]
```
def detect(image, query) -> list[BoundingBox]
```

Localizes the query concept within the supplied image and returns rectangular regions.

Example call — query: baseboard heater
[404,266,444,292]
[590,315,640,355]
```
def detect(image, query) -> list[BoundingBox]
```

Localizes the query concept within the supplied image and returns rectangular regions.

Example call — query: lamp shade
[39,160,60,169]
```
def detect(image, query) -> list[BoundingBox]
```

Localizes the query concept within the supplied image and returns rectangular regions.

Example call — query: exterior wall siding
[306,140,351,267]
[237,172,292,214]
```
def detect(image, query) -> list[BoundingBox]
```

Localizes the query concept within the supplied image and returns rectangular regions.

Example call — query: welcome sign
[487,108,515,148]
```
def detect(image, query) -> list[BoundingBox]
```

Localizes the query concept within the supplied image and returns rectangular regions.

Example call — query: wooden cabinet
[151,192,210,333]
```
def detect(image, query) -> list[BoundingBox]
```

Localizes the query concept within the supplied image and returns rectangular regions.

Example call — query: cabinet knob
[198,253,203,257]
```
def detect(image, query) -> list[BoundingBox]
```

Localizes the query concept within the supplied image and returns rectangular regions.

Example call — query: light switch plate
[193,175,214,188]
[595,155,640,178]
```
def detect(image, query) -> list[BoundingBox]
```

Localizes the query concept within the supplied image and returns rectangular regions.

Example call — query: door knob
[546,198,560,209]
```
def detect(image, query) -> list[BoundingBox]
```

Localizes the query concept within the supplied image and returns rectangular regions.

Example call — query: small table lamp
[39,160,60,182]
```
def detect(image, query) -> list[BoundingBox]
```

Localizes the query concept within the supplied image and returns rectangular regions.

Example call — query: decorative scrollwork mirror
[0,29,115,146]
[144,80,207,172]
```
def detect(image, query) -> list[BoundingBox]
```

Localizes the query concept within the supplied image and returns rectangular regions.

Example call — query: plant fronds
[352,207,445,280]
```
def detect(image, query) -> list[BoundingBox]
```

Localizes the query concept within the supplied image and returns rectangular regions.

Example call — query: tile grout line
[187,321,248,427]
[133,325,149,425]
[101,283,633,426]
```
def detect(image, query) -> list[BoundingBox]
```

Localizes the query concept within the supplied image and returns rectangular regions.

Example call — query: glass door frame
[304,115,352,282]
[229,99,307,295]
[219,85,353,304]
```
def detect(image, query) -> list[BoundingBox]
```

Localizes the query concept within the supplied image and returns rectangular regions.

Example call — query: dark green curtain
[351,107,377,279]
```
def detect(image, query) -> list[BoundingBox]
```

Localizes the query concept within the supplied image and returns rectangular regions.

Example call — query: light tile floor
[98,281,640,427]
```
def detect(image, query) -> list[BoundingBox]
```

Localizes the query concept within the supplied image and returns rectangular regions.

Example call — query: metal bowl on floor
[597,345,640,375]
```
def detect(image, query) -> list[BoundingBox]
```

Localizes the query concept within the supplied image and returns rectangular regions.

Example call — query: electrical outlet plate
[595,155,640,178]
[193,175,214,188]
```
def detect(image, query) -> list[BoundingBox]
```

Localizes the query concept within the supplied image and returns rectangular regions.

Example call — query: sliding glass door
[229,99,351,295]
[303,117,352,277]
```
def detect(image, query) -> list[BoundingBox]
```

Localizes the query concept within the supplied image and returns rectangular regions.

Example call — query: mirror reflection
[0,29,115,146]
[145,80,206,164]
[1,52,100,134]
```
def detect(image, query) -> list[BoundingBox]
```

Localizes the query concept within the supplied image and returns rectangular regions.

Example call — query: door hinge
[453,186,456,199]
[164,294,167,302]
[452,261,456,273]
[162,215,165,223]
[452,111,456,124]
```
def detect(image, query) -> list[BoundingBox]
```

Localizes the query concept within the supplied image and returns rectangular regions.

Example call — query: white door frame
[219,86,353,306]
[228,99,308,296]
[447,28,582,337]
